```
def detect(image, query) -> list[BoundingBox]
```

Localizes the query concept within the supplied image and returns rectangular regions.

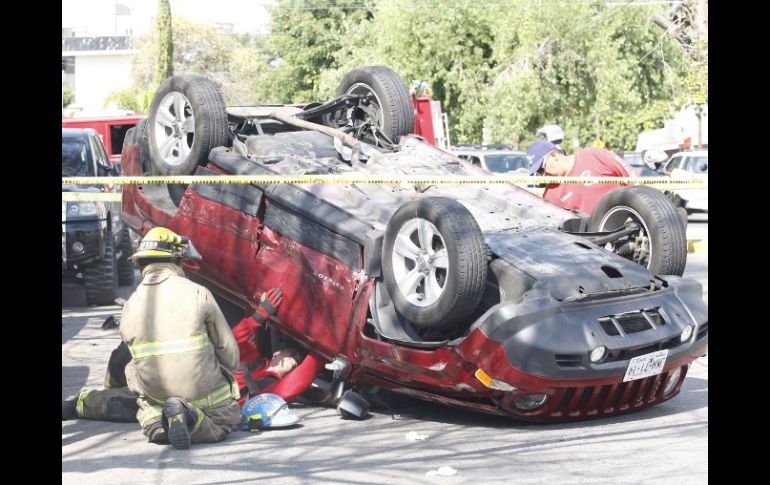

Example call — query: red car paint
[412,94,437,146]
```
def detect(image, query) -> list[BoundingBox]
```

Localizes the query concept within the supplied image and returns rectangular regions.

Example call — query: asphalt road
[62,223,708,485]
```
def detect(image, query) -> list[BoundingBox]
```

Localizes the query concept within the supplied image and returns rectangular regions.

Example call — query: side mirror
[699,162,708,172]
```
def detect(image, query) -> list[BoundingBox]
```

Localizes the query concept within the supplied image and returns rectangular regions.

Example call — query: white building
[62,1,149,114]
[635,106,708,152]
[62,36,138,114]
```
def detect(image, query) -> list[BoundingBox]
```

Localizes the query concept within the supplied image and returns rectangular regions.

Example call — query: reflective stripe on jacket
[120,263,240,407]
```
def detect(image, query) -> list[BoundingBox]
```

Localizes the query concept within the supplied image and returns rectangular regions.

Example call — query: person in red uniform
[527,140,636,215]
[231,288,325,406]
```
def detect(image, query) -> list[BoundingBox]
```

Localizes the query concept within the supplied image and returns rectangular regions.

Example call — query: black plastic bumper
[474,275,708,380]
[63,221,104,267]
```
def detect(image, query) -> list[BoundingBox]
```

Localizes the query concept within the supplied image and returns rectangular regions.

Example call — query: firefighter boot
[147,421,169,445]
[162,397,196,450]
[62,399,78,421]
[105,396,139,423]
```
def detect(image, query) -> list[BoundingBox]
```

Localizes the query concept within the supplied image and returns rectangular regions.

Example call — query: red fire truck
[62,115,144,165]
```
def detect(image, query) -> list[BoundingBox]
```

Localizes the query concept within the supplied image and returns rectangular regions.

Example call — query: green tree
[483,2,688,150]
[62,85,73,108]
[259,0,694,148]
[104,86,155,113]
[259,0,375,103]
[155,0,173,85]
[111,16,268,110]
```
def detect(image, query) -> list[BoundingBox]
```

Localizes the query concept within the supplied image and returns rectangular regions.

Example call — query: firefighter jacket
[120,263,240,408]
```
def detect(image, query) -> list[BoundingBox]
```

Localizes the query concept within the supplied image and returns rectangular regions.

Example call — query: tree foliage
[115,0,705,150]
[109,16,268,111]
[154,0,173,85]
[258,0,376,104]
[255,0,701,150]
[62,85,73,108]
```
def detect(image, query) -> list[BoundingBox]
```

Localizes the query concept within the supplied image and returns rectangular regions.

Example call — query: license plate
[623,349,668,382]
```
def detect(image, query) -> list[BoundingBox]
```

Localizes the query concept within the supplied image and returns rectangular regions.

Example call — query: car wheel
[382,197,487,329]
[589,186,687,276]
[147,75,228,175]
[138,115,189,207]
[117,226,135,286]
[677,206,689,230]
[84,232,118,306]
[663,190,689,230]
[336,66,414,143]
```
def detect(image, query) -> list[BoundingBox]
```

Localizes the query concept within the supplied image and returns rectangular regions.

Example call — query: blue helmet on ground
[240,393,300,431]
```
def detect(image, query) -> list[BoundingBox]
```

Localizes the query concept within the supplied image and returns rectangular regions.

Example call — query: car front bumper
[449,276,708,421]
[62,220,104,269]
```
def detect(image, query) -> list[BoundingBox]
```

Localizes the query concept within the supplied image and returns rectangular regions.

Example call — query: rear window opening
[110,124,137,155]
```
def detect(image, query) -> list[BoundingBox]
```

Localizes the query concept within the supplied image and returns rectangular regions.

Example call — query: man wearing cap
[527,141,636,215]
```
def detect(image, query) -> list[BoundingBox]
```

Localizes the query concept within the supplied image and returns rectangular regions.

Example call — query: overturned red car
[120,66,707,422]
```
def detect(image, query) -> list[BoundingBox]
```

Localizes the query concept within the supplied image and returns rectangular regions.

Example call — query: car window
[468,156,482,168]
[630,163,657,177]
[62,138,95,177]
[687,156,708,174]
[109,123,137,155]
[92,134,111,167]
[666,156,686,171]
[624,153,642,165]
[485,154,530,173]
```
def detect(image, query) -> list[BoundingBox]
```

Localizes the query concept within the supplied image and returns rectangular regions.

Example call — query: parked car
[661,149,708,218]
[453,145,531,174]
[62,128,135,305]
[620,151,658,177]
[118,67,707,422]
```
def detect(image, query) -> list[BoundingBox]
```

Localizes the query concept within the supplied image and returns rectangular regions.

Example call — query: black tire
[147,75,228,175]
[382,197,487,329]
[84,232,118,306]
[336,66,414,143]
[677,206,689,230]
[663,190,689,230]
[589,186,687,276]
[117,226,135,286]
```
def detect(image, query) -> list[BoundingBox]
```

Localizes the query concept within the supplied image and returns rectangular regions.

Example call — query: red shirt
[542,148,635,215]
[231,316,324,405]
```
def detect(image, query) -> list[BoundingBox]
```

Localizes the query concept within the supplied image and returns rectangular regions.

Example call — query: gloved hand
[253,288,283,324]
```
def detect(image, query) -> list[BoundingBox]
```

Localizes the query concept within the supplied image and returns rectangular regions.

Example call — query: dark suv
[62,128,135,305]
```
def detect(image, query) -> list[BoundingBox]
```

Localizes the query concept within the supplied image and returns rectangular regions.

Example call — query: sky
[62,0,274,37]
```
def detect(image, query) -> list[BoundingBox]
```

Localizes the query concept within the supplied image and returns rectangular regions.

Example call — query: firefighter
[63,229,324,446]
[66,227,242,449]
[121,227,243,449]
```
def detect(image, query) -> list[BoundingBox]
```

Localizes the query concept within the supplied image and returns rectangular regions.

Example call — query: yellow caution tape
[62,175,708,187]
[62,192,123,201]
